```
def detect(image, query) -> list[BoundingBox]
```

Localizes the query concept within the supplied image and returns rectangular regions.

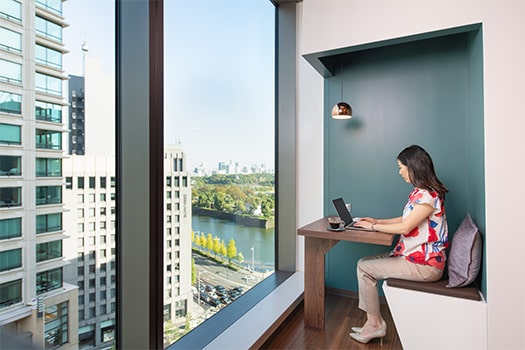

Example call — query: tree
[237,252,244,265]
[227,239,237,263]
[219,240,227,257]
[206,233,214,254]
[213,236,221,256]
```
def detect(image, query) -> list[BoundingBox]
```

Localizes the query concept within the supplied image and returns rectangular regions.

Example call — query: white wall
[297,1,525,349]
[295,2,324,272]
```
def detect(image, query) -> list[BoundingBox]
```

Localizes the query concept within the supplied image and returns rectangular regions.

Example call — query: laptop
[332,197,376,231]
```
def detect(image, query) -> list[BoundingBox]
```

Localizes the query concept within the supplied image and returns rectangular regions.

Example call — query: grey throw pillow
[446,214,482,288]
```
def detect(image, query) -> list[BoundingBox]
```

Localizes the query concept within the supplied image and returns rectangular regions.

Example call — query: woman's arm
[360,217,403,225]
[355,204,434,235]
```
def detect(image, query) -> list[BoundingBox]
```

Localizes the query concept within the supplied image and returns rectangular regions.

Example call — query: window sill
[168,271,304,350]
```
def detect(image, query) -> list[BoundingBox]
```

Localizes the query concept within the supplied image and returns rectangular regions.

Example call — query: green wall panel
[323,29,485,295]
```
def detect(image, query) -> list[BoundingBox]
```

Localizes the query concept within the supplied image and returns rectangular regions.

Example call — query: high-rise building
[62,155,116,348]
[163,146,192,326]
[0,0,79,349]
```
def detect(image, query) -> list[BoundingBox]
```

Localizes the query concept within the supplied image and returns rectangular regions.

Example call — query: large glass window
[44,301,69,348]
[35,16,62,42]
[0,217,21,240]
[35,72,63,95]
[0,279,22,309]
[35,100,62,122]
[36,213,62,234]
[36,129,62,149]
[36,186,62,205]
[163,1,275,345]
[0,123,21,145]
[0,59,21,84]
[36,44,62,69]
[36,0,62,16]
[37,240,62,262]
[36,158,62,177]
[0,187,21,207]
[0,26,21,53]
[0,248,21,271]
[36,267,63,294]
[0,0,21,23]
[0,155,21,176]
[0,90,21,114]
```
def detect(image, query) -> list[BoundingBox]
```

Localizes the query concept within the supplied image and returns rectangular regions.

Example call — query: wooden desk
[297,217,394,329]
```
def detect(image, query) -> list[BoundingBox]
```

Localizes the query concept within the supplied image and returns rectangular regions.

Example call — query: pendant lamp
[331,62,353,120]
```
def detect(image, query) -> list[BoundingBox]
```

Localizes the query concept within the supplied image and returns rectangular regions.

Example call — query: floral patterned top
[391,188,448,270]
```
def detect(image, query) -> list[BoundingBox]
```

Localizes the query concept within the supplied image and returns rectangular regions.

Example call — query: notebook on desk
[332,197,376,231]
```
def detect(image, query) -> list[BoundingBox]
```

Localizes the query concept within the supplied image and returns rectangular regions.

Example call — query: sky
[62,0,275,172]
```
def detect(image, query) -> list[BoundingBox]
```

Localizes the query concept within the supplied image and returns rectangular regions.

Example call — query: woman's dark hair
[397,145,448,200]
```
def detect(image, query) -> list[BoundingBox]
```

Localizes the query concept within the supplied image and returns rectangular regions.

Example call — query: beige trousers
[357,253,443,316]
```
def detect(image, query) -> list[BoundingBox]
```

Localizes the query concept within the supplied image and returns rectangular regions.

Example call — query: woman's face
[397,160,411,184]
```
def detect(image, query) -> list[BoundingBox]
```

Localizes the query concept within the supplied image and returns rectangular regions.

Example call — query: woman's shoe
[349,321,387,345]
[351,319,386,334]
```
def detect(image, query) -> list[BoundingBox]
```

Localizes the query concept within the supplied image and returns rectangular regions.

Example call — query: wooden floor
[260,293,403,350]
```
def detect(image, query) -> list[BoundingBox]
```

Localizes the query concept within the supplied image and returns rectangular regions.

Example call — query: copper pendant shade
[331,102,352,119]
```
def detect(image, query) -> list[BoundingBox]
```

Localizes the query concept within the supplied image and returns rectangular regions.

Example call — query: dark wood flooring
[260,293,403,350]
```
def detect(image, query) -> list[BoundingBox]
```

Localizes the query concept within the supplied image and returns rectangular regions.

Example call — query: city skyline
[63,0,275,171]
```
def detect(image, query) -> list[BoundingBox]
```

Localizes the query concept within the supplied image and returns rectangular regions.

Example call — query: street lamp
[250,246,254,273]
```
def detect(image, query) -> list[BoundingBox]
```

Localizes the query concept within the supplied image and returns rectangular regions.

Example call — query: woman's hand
[354,219,374,230]
[359,217,377,224]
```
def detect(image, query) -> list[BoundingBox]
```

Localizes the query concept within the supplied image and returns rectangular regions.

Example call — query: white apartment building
[0,0,79,349]
[163,146,192,325]
[62,155,116,348]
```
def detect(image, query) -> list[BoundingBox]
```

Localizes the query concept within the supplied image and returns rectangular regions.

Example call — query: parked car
[215,285,226,296]
[220,294,231,304]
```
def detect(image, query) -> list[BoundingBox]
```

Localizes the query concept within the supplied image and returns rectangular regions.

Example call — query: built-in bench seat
[383,276,487,350]
[386,276,481,301]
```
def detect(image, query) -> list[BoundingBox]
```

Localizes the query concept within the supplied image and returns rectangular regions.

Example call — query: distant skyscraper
[0,1,79,348]
[68,75,86,155]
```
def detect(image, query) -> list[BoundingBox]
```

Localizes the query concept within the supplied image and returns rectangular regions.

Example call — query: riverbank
[192,207,274,229]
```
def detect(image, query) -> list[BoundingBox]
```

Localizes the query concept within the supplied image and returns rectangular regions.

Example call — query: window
[0,0,21,23]
[0,217,21,240]
[0,123,21,145]
[36,267,63,294]
[35,0,62,16]
[35,72,62,95]
[0,187,21,207]
[35,129,62,149]
[35,16,62,42]
[89,176,95,189]
[44,301,69,348]
[0,248,21,271]
[100,176,107,188]
[36,240,62,262]
[0,26,21,53]
[0,58,21,84]
[36,213,62,234]
[36,186,62,205]
[65,176,72,189]
[0,155,21,176]
[0,279,22,309]
[35,100,62,123]
[77,176,84,189]
[0,90,21,114]
[36,158,61,177]
[35,44,62,69]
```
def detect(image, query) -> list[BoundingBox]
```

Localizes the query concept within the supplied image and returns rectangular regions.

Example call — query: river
[192,214,275,272]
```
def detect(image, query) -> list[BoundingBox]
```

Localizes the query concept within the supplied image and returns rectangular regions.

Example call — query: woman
[351,145,448,344]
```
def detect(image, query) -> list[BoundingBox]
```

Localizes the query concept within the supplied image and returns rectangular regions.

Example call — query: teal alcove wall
[323,27,486,296]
